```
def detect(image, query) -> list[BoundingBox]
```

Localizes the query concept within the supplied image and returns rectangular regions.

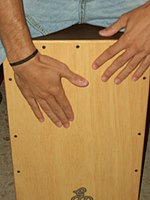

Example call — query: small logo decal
[71,187,93,200]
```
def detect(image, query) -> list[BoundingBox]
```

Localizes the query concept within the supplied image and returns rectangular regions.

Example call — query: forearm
[0,0,35,63]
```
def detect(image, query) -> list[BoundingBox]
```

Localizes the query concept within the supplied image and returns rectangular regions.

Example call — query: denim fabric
[0,0,148,64]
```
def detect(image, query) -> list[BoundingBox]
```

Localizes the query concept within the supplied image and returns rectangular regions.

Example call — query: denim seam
[25,14,49,35]
[79,0,86,23]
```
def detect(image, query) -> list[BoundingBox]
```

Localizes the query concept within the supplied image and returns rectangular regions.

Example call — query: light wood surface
[3,40,150,200]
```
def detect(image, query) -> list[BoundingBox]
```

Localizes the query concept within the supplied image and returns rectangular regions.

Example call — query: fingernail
[101,76,108,81]
[114,78,121,84]
[56,121,62,127]
[69,118,74,122]
[39,118,44,123]
[99,30,105,34]
[99,29,107,35]
[79,80,88,86]
[63,123,70,128]
[132,77,138,81]
[92,64,98,69]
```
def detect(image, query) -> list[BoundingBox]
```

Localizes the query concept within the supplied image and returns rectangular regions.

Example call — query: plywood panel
[3,40,150,200]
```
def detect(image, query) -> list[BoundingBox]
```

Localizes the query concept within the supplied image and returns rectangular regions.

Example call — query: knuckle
[123,34,132,46]
[28,101,38,110]
[127,65,134,71]
[104,69,113,77]
[53,108,60,115]
[119,14,128,25]
[30,104,38,110]
[141,62,148,69]
[51,87,62,96]
[113,59,122,66]
[119,71,128,78]
[60,63,68,71]
[132,43,142,53]
[105,48,113,57]
[140,65,145,69]
[37,91,49,99]
[120,13,127,20]
[63,63,68,69]
[143,47,150,54]
[44,109,51,115]
[62,104,69,111]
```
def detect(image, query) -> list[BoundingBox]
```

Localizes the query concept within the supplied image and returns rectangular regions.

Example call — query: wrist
[1,21,35,63]
[10,49,38,67]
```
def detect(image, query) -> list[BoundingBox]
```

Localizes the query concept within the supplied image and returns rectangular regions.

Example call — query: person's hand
[92,2,150,84]
[13,52,89,128]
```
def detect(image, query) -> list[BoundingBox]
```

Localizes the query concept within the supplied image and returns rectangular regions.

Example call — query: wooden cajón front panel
[3,40,150,200]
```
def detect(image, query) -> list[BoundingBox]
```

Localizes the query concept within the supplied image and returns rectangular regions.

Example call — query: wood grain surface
[3,40,150,200]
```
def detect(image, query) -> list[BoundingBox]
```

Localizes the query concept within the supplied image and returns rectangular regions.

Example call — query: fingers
[23,93,73,128]
[46,94,71,128]
[19,84,72,128]
[99,14,128,37]
[132,55,150,80]
[114,53,146,83]
[100,52,150,84]
[14,75,45,123]
[54,85,74,122]
[100,51,142,83]
[92,39,125,69]
[26,98,45,122]
[37,97,69,128]
[35,86,74,128]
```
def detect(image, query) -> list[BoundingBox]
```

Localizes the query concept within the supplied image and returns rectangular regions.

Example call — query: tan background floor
[0,81,149,200]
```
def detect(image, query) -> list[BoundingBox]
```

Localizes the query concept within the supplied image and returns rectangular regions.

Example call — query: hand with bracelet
[0,0,89,128]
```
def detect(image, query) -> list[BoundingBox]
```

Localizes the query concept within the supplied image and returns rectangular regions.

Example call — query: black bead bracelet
[9,49,38,67]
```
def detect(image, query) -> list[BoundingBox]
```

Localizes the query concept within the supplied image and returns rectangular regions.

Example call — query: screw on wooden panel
[17,170,21,173]
[76,45,80,48]
[14,135,18,138]
[138,133,141,136]
[42,45,46,49]
[143,77,146,80]
[134,169,138,172]
[9,78,12,81]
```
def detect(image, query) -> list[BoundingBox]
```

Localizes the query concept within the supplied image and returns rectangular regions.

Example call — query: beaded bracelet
[9,49,38,67]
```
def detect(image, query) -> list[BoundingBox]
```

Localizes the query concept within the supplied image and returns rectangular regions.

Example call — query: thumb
[99,15,128,36]
[62,67,89,87]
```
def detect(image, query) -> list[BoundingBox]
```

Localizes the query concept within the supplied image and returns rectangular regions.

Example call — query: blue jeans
[0,0,147,64]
